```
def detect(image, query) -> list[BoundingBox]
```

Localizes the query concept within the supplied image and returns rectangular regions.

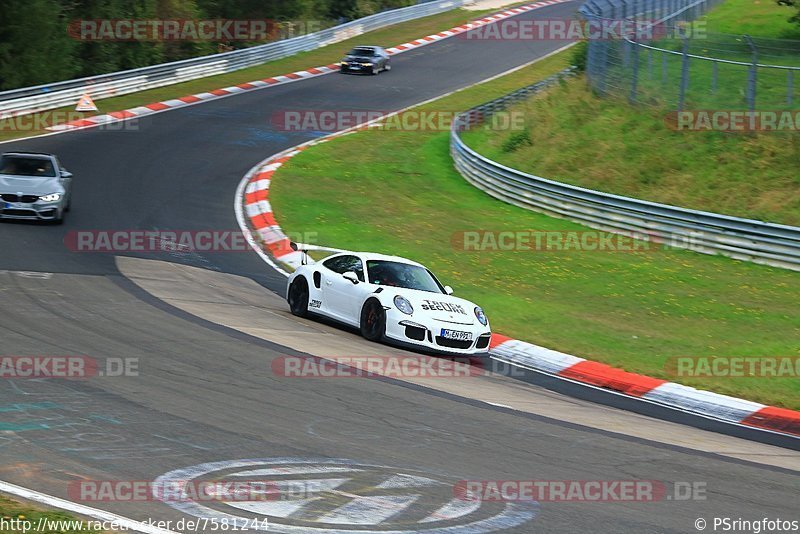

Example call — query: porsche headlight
[394,295,413,315]
[474,306,488,326]
[39,193,61,202]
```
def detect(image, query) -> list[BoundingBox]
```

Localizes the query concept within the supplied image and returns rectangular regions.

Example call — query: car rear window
[349,47,375,56]
[0,155,56,177]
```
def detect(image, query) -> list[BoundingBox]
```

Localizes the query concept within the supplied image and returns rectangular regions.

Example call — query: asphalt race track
[0,2,798,532]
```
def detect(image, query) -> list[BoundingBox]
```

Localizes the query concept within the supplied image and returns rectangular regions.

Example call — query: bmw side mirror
[342,272,359,284]
[61,170,73,178]
[444,285,454,295]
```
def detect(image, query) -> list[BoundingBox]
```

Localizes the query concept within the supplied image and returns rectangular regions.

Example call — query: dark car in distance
[339,46,391,75]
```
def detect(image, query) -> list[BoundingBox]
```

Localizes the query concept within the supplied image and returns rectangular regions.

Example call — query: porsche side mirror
[342,271,360,284]
[444,285,454,295]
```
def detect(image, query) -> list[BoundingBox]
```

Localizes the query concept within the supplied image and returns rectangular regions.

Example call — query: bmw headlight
[474,306,488,326]
[39,193,61,202]
[394,295,413,315]
[361,62,373,67]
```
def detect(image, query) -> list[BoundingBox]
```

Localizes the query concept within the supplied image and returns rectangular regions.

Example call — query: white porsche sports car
[285,249,491,354]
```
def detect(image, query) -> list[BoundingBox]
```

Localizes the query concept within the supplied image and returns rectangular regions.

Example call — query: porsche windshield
[0,155,56,177]
[366,260,444,293]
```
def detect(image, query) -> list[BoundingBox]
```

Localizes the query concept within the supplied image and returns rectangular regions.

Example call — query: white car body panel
[286,251,492,355]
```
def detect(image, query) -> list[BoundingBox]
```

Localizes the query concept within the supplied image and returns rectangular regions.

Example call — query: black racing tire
[52,209,65,225]
[371,66,379,75]
[360,299,385,342]
[288,277,310,317]
[384,62,391,72]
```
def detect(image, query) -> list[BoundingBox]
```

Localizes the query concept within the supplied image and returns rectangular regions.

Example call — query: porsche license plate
[440,329,472,341]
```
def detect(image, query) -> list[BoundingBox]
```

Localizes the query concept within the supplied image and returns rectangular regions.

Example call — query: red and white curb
[488,335,800,437]
[47,0,570,132]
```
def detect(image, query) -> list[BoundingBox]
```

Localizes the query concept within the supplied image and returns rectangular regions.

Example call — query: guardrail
[450,69,800,272]
[0,0,465,117]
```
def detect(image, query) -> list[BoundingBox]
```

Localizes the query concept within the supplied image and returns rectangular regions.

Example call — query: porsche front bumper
[384,316,491,355]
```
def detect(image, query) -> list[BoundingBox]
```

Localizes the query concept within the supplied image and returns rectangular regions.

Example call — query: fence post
[712,60,717,93]
[789,70,795,107]
[630,36,640,102]
[744,35,757,112]
[678,36,690,111]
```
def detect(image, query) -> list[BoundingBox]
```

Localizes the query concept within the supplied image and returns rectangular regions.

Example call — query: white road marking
[0,479,179,534]
[320,494,420,525]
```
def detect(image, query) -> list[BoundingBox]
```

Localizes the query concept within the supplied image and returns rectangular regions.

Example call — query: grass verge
[0,495,103,533]
[460,78,800,225]
[0,7,495,143]
[271,49,800,410]
[700,0,800,38]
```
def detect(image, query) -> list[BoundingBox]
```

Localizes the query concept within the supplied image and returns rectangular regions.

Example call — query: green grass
[271,49,800,410]
[700,0,800,39]
[0,8,494,142]
[461,78,800,225]
[0,495,103,533]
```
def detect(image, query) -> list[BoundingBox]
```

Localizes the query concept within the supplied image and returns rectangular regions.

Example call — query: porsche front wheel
[360,299,385,342]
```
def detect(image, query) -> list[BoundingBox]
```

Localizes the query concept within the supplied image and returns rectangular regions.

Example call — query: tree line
[0,0,415,90]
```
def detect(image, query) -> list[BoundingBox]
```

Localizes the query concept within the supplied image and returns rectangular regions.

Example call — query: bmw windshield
[366,260,445,293]
[0,155,56,177]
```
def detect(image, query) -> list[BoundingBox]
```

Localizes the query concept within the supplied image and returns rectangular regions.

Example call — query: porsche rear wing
[289,242,349,266]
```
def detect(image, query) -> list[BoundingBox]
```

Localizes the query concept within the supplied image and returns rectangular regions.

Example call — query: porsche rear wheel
[360,299,385,342]
[288,278,309,318]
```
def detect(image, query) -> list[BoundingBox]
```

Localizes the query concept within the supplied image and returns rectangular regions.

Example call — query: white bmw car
[285,250,491,354]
